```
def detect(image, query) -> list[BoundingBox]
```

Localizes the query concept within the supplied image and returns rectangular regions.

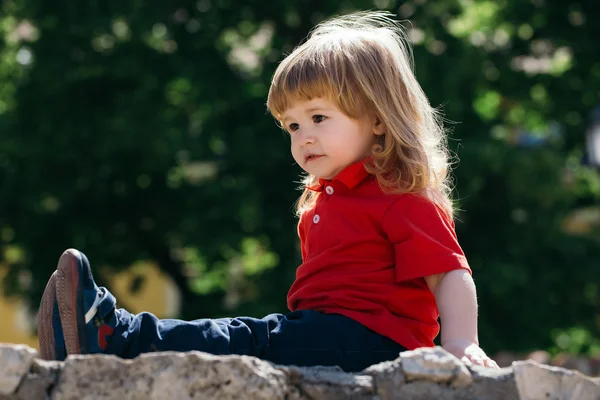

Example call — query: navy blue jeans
[105,309,406,372]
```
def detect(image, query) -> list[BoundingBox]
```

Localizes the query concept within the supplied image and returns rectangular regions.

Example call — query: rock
[494,350,600,377]
[513,360,600,400]
[0,344,597,399]
[11,359,61,400]
[363,358,405,399]
[400,346,473,387]
[0,344,37,395]
[284,365,375,399]
[53,352,288,400]
[366,360,518,400]
[465,366,520,400]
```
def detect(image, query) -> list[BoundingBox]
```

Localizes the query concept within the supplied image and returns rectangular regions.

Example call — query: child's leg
[260,310,407,372]
[39,249,406,371]
[38,249,284,360]
[108,312,284,359]
[108,309,405,372]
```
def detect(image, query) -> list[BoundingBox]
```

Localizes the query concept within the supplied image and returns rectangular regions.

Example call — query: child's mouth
[306,154,323,162]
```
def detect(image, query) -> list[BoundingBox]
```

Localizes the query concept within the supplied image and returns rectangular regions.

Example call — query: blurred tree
[0,0,598,354]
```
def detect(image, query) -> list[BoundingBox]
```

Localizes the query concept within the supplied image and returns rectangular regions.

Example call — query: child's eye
[313,115,327,123]
[288,123,299,132]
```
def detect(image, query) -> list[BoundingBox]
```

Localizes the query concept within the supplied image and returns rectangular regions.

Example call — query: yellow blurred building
[0,262,181,349]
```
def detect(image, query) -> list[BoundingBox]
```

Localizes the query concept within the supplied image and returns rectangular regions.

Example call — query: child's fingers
[463,353,500,368]
[470,356,485,366]
[456,346,499,369]
[468,355,499,369]
[461,356,472,367]
[463,354,484,366]
[484,358,499,368]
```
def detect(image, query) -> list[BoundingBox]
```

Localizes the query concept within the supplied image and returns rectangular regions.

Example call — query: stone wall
[0,344,598,400]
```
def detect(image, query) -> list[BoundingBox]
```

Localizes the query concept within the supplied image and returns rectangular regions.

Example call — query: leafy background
[0,0,598,356]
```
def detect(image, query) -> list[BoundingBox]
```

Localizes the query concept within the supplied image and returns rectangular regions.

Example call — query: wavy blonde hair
[266,11,454,219]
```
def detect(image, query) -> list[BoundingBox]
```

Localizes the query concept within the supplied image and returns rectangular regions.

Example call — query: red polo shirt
[287,160,471,349]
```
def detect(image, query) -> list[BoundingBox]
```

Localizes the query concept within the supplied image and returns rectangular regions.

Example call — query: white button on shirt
[313,214,320,224]
[325,186,334,195]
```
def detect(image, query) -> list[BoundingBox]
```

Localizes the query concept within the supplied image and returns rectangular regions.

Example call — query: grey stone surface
[285,366,375,399]
[401,346,474,387]
[9,359,61,400]
[465,365,520,400]
[513,360,600,400]
[0,344,596,399]
[364,358,405,399]
[0,344,37,396]
[53,352,288,400]
[366,362,518,400]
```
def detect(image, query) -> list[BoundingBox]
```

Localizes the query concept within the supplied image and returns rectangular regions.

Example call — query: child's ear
[373,115,386,136]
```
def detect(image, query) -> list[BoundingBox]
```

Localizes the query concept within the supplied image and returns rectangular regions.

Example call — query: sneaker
[54,248,118,355]
[38,272,67,361]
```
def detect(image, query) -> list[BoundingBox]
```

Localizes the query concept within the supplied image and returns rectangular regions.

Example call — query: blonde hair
[266,11,454,219]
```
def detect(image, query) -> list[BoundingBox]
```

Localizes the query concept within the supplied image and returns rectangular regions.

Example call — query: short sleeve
[381,194,471,281]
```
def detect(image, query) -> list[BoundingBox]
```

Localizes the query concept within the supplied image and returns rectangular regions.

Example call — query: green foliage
[0,0,598,354]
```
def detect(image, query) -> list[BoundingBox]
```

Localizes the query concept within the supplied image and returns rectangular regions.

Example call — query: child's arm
[425,270,499,368]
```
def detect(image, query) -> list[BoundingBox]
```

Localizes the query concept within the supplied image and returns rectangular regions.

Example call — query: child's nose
[300,131,316,146]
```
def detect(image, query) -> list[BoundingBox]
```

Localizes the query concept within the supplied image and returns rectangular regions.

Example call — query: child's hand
[442,339,499,368]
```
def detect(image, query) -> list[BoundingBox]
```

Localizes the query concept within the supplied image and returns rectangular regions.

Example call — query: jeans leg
[106,309,285,359]
[105,308,405,372]
[262,310,406,372]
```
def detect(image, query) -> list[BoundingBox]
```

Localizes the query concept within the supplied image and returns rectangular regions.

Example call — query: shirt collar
[306,159,371,192]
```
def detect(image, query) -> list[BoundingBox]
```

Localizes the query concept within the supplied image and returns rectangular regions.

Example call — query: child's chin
[305,164,335,179]
[314,172,334,180]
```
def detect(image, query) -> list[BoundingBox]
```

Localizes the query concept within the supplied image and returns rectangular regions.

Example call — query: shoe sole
[55,249,86,355]
[38,272,57,360]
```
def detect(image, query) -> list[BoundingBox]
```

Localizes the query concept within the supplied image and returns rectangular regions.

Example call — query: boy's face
[280,98,381,180]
